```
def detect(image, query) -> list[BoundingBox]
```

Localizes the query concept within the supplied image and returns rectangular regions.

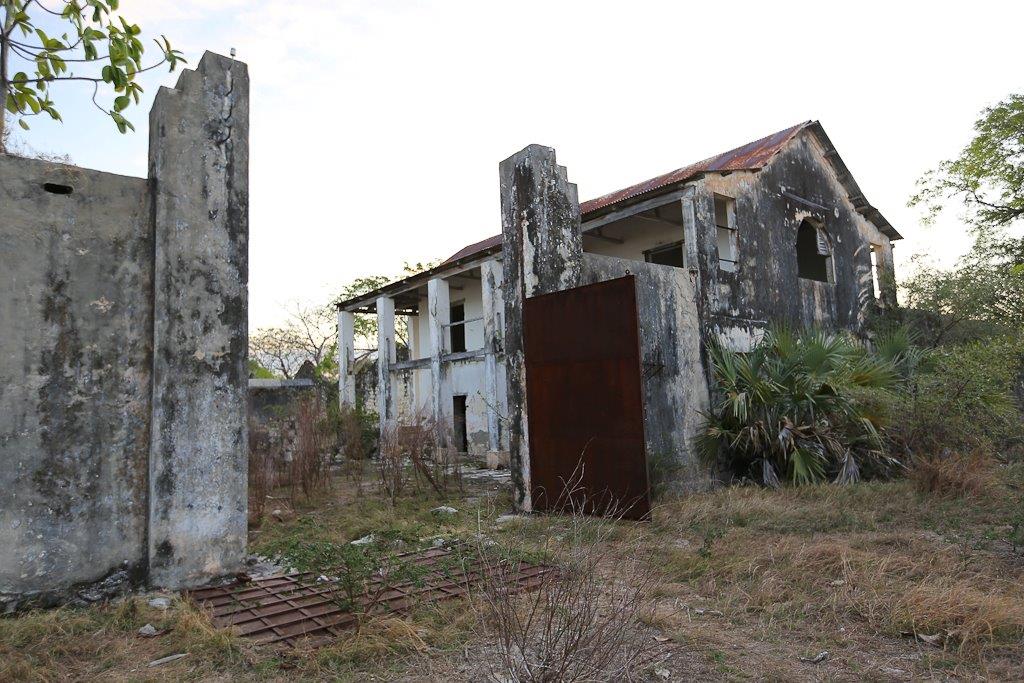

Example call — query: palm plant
[696,328,904,487]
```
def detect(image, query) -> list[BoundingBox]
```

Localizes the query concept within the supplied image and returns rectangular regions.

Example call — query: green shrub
[888,334,1023,458]
[697,328,904,487]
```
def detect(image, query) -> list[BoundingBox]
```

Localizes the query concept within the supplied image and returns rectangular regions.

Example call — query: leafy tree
[910,93,1024,233]
[249,302,337,380]
[900,231,1024,346]
[1,0,184,153]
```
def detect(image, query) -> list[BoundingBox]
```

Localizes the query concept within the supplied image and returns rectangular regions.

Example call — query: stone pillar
[338,310,356,407]
[147,52,249,589]
[499,144,583,511]
[376,297,396,433]
[427,278,453,443]
[480,259,506,462]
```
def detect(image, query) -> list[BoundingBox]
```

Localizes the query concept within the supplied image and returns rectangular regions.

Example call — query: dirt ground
[2,460,1022,682]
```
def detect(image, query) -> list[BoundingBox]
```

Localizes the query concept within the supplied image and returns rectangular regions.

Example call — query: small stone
[350,534,375,546]
[432,537,445,548]
[654,668,671,680]
[148,597,171,610]
[495,514,519,525]
[138,623,159,637]
[431,506,458,516]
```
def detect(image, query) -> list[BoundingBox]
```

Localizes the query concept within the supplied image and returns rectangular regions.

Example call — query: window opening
[449,302,466,353]
[715,194,738,272]
[796,219,831,282]
[644,241,685,268]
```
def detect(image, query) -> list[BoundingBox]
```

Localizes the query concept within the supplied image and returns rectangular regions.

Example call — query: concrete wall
[0,157,153,598]
[582,255,710,486]
[0,51,249,604]
[696,130,896,337]
[148,52,249,589]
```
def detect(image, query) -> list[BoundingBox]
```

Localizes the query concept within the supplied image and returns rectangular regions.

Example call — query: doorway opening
[453,395,468,453]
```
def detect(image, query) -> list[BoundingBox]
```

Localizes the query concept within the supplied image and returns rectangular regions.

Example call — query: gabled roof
[338,121,900,311]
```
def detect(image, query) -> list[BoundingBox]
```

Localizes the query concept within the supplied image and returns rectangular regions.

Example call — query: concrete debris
[147,653,188,668]
[148,597,171,610]
[799,651,829,664]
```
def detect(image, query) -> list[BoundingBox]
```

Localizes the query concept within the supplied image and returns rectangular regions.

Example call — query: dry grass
[3,462,1022,681]
[910,451,995,498]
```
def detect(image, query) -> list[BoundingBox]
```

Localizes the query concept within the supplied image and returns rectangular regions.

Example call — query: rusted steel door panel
[523,275,650,520]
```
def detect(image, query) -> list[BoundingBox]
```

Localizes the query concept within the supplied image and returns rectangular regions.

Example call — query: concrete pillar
[480,259,505,459]
[338,310,356,407]
[376,297,396,433]
[499,144,583,511]
[427,278,453,443]
[147,52,249,589]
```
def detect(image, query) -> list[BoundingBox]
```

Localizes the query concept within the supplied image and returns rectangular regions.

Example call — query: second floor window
[450,303,466,353]
[796,219,832,283]
[715,194,738,272]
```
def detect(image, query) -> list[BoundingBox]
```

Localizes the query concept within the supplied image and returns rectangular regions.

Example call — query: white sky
[16,0,1024,329]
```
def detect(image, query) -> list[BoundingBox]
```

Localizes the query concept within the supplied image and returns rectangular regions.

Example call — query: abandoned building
[0,52,249,607]
[336,121,900,516]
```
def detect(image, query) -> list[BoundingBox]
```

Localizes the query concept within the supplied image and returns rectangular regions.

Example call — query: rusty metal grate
[187,546,553,648]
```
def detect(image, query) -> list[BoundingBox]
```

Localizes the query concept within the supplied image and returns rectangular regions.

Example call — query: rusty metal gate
[523,275,650,520]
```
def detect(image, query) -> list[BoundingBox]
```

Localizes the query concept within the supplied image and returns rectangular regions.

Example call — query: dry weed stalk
[376,411,464,504]
[473,467,659,682]
[247,421,276,526]
[291,396,334,502]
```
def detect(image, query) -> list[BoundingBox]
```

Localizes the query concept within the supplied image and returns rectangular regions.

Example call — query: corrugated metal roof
[339,121,900,312]
[440,122,811,266]
[578,121,810,216]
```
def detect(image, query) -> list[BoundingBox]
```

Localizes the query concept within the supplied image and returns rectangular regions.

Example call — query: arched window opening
[796,219,831,283]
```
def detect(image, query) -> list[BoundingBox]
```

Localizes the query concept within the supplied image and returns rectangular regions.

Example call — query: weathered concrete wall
[248,379,317,426]
[698,130,896,338]
[0,157,153,599]
[582,255,711,488]
[148,52,249,589]
[0,50,249,603]
[500,145,583,511]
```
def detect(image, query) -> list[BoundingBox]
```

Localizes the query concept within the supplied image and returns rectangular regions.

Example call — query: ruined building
[1,52,249,607]
[336,121,900,515]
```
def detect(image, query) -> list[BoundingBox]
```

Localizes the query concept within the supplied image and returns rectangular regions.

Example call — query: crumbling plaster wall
[0,157,153,597]
[0,51,249,602]
[696,130,895,343]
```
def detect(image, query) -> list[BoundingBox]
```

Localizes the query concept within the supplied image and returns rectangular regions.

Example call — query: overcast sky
[14,1,1023,329]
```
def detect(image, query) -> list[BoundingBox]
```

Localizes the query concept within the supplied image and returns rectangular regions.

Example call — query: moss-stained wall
[696,131,895,340]
[0,51,249,605]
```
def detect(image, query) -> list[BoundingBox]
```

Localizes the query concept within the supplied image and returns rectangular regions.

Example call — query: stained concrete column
[147,52,249,589]
[427,278,453,443]
[338,310,356,407]
[480,259,505,458]
[499,144,583,511]
[376,297,396,433]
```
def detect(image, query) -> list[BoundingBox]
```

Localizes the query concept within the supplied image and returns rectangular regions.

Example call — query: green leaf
[18,119,29,130]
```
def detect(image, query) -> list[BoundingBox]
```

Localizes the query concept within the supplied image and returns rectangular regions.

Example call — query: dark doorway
[453,395,468,453]
[450,303,466,352]
[796,219,830,282]
[522,275,650,520]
